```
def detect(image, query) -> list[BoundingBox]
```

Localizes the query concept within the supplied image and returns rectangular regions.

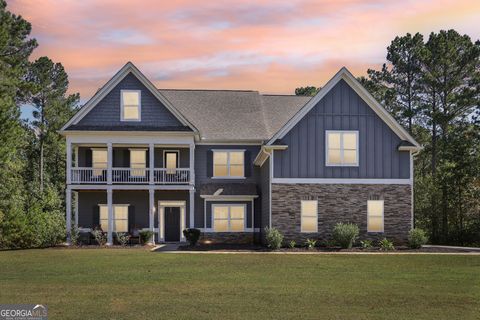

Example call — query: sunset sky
[8,0,480,103]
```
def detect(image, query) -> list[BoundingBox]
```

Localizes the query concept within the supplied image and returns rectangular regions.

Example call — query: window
[130,149,146,176]
[164,151,178,174]
[301,200,318,232]
[326,131,358,166]
[91,148,107,176]
[99,204,129,232]
[121,90,141,121]
[213,150,244,178]
[367,200,384,232]
[213,204,245,232]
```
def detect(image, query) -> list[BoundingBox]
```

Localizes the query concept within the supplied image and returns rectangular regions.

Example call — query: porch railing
[70,167,191,184]
[112,168,149,184]
[71,167,107,184]
[154,168,190,184]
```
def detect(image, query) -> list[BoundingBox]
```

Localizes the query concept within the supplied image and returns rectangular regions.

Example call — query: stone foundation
[200,232,254,244]
[271,183,412,245]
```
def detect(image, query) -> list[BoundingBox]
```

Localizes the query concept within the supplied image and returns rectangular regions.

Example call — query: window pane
[213,206,229,219]
[343,150,357,164]
[343,133,357,150]
[368,200,384,232]
[368,200,383,216]
[230,219,244,232]
[122,91,140,105]
[124,106,139,120]
[368,217,383,232]
[166,153,177,169]
[229,165,243,177]
[115,220,128,232]
[328,149,341,164]
[301,201,317,216]
[130,150,146,165]
[230,152,244,165]
[99,206,107,220]
[214,165,228,177]
[328,133,341,149]
[114,206,128,220]
[213,152,227,165]
[214,219,228,232]
[230,206,245,219]
[92,150,107,167]
[302,217,317,232]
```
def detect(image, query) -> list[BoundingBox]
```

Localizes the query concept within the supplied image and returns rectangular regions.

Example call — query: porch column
[66,186,72,245]
[107,188,113,245]
[189,189,195,228]
[74,145,79,167]
[149,143,154,185]
[74,191,79,228]
[66,139,72,185]
[189,143,195,185]
[107,142,112,184]
[149,188,155,244]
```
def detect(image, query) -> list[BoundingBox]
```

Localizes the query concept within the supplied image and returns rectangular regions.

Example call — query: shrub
[116,232,130,246]
[408,228,428,249]
[379,238,395,251]
[332,223,359,249]
[92,229,107,246]
[304,238,317,249]
[264,227,283,250]
[70,226,80,246]
[139,230,154,244]
[183,228,201,246]
[360,240,373,249]
[288,240,296,249]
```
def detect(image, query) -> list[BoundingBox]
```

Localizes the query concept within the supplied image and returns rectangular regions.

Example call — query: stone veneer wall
[200,232,254,244]
[271,184,412,245]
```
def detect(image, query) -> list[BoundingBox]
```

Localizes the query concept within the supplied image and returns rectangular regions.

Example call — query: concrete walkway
[151,243,182,252]
[423,244,480,252]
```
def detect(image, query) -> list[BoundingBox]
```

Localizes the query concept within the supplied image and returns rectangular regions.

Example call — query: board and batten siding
[273,79,410,179]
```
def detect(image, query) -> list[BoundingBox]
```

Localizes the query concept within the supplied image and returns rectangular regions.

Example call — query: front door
[164,207,180,242]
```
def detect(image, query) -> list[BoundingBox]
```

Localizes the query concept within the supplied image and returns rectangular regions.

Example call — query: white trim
[189,189,195,228]
[269,150,273,228]
[367,200,384,233]
[60,62,199,134]
[211,203,247,232]
[62,132,194,146]
[68,184,194,190]
[271,178,411,184]
[300,200,318,233]
[66,188,72,245]
[148,189,155,244]
[200,195,258,201]
[325,130,359,167]
[196,141,263,145]
[158,200,186,242]
[212,149,245,179]
[120,89,141,121]
[253,145,288,167]
[266,67,420,150]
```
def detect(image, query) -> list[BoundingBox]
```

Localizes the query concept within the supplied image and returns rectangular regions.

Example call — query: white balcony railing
[70,167,191,184]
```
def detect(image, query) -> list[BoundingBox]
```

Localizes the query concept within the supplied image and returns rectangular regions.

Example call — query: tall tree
[295,86,320,96]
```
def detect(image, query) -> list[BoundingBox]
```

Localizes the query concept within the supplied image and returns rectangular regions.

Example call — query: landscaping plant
[332,223,359,249]
[70,226,80,246]
[116,232,130,246]
[139,230,154,244]
[92,229,107,246]
[288,240,296,249]
[408,228,428,249]
[304,238,317,250]
[264,227,283,250]
[379,238,395,251]
[183,228,201,246]
[360,240,373,249]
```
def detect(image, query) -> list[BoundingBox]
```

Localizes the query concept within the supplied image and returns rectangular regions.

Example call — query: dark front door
[164,207,180,242]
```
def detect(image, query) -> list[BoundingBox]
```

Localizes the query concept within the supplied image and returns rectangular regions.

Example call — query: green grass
[0,250,479,319]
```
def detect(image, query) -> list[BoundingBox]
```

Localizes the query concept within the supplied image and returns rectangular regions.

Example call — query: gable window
[213,150,244,178]
[130,149,146,176]
[367,200,384,233]
[91,148,107,176]
[99,204,129,232]
[301,200,318,233]
[326,131,358,166]
[164,151,179,174]
[212,204,245,232]
[121,90,141,121]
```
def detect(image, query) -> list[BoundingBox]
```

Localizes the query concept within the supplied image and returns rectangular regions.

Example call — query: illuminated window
[301,200,318,232]
[213,150,244,178]
[213,205,245,232]
[164,151,178,174]
[121,90,141,121]
[91,148,107,176]
[367,200,384,232]
[130,149,146,176]
[326,131,358,166]
[99,204,129,232]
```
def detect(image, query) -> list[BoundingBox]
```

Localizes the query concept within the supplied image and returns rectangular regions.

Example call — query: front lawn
[0,250,478,319]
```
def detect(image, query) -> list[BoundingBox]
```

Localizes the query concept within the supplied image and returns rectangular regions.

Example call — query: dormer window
[121,90,141,121]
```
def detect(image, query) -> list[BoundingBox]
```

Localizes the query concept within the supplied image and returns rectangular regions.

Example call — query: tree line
[297,30,480,245]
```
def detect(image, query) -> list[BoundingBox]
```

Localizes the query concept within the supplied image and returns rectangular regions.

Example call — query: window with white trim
[91,148,107,176]
[164,151,178,174]
[99,204,129,232]
[213,150,244,178]
[301,200,318,232]
[130,149,146,177]
[367,200,384,232]
[213,204,245,232]
[326,131,358,166]
[121,90,141,121]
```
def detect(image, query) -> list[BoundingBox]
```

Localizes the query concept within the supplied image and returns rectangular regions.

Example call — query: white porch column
[66,139,72,185]
[149,188,155,244]
[107,142,112,184]
[189,189,194,228]
[107,188,113,245]
[189,143,195,185]
[74,146,79,167]
[66,187,72,245]
[149,143,154,185]
[74,191,79,228]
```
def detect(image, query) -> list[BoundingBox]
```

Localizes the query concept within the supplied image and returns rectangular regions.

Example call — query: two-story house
[60,62,420,246]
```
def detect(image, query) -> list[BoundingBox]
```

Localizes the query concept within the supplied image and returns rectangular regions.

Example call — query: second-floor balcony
[70,167,192,184]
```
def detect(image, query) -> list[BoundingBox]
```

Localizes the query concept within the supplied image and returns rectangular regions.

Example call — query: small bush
[183,228,201,246]
[360,240,373,249]
[265,227,283,250]
[379,238,395,251]
[288,240,296,249]
[408,228,428,249]
[116,232,130,246]
[70,226,80,246]
[305,238,317,249]
[92,229,107,246]
[139,230,154,244]
[333,223,359,249]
